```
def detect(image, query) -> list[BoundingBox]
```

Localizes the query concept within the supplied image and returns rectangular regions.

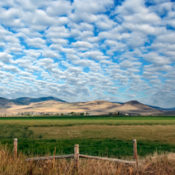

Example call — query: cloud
[72,41,93,50]
[80,50,108,60]
[25,37,46,48]
[42,49,60,59]
[0,0,175,107]
[46,0,72,16]
[3,64,20,73]
[144,52,171,65]
[0,52,12,63]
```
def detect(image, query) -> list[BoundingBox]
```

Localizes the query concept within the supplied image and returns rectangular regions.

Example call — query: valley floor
[0,116,175,157]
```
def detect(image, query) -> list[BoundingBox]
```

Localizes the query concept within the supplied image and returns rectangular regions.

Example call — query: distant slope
[148,105,175,111]
[0,96,66,107]
[0,97,175,116]
[0,97,11,107]
[118,100,161,115]
[124,100,156,110]
[11,96,66,105]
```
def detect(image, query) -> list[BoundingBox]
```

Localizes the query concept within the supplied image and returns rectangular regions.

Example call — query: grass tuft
[0,145,175,175]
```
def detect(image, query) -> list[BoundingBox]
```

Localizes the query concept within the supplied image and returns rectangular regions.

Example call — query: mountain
[0,96,66,107]
[112,100,161,116]
[0,97,175,116]
[148,105,175,111]
[124,100,155,110]
[11,96,66,105]
[0,97,11,107]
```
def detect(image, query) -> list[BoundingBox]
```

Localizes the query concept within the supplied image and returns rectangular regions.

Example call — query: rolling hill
[0,97,10,107]
[0,97,174,116]
[0,96,66,107]
[11,96,66,105]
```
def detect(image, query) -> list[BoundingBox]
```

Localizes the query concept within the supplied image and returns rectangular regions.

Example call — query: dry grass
[0,146,175,175]
[29,125,175,144]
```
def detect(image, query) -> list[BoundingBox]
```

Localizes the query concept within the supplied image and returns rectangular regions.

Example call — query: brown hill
[118,100,161,116]
[0,98,163,116]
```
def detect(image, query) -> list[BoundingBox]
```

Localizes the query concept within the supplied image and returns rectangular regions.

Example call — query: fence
[13,138,139,171]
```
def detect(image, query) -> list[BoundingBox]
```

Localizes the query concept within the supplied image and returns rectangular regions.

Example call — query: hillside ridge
[0,96,174,116]
[0,96,66,107]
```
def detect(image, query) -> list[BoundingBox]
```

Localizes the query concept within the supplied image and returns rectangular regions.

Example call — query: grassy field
[0,116,175,158]
[1,145,175,175]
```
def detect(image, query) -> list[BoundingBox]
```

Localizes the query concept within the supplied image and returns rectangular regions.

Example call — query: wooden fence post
[14,138,18,158]
[74,144,79,172]
[133,139,138,168]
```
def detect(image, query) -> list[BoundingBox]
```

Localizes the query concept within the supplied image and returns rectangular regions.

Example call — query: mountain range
[0,96,175,116]
[0,96,65,106]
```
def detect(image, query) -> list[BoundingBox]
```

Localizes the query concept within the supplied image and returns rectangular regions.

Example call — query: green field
[0,116,175,158]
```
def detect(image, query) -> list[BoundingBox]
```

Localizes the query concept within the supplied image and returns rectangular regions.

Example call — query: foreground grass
[0,146,175,175]
[1,138,175,158]
[0,116,175,157]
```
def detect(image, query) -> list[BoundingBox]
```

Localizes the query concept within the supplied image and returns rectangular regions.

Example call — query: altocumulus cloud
[0,0,175,108]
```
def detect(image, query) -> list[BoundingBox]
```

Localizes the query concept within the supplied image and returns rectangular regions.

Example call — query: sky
[0,0,175,108]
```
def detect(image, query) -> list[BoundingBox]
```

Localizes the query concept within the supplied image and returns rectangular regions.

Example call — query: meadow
[0,116,175,158]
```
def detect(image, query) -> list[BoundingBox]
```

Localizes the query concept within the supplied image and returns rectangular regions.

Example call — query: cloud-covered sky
[0,0,175,108]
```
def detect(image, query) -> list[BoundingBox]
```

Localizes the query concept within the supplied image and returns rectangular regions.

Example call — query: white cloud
[46,0,72,16]
[25,37,45,48]
[72,41,93,51]
[3,64,20,73]
[73,0,113,14]
[0,52,12,63]
[42,49,60,59]
[144,52,171,65]
[46,26,70,38]
[80,50,108,60]
[0,0,175,107]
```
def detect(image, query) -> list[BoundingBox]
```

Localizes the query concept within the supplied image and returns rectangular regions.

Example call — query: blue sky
[0,0,175,108]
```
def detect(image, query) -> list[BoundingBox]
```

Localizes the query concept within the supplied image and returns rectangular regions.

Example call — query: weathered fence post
[133,139,138,168]
[53,147,56,168]
[74,144,79,173]
[13,138,18,158]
